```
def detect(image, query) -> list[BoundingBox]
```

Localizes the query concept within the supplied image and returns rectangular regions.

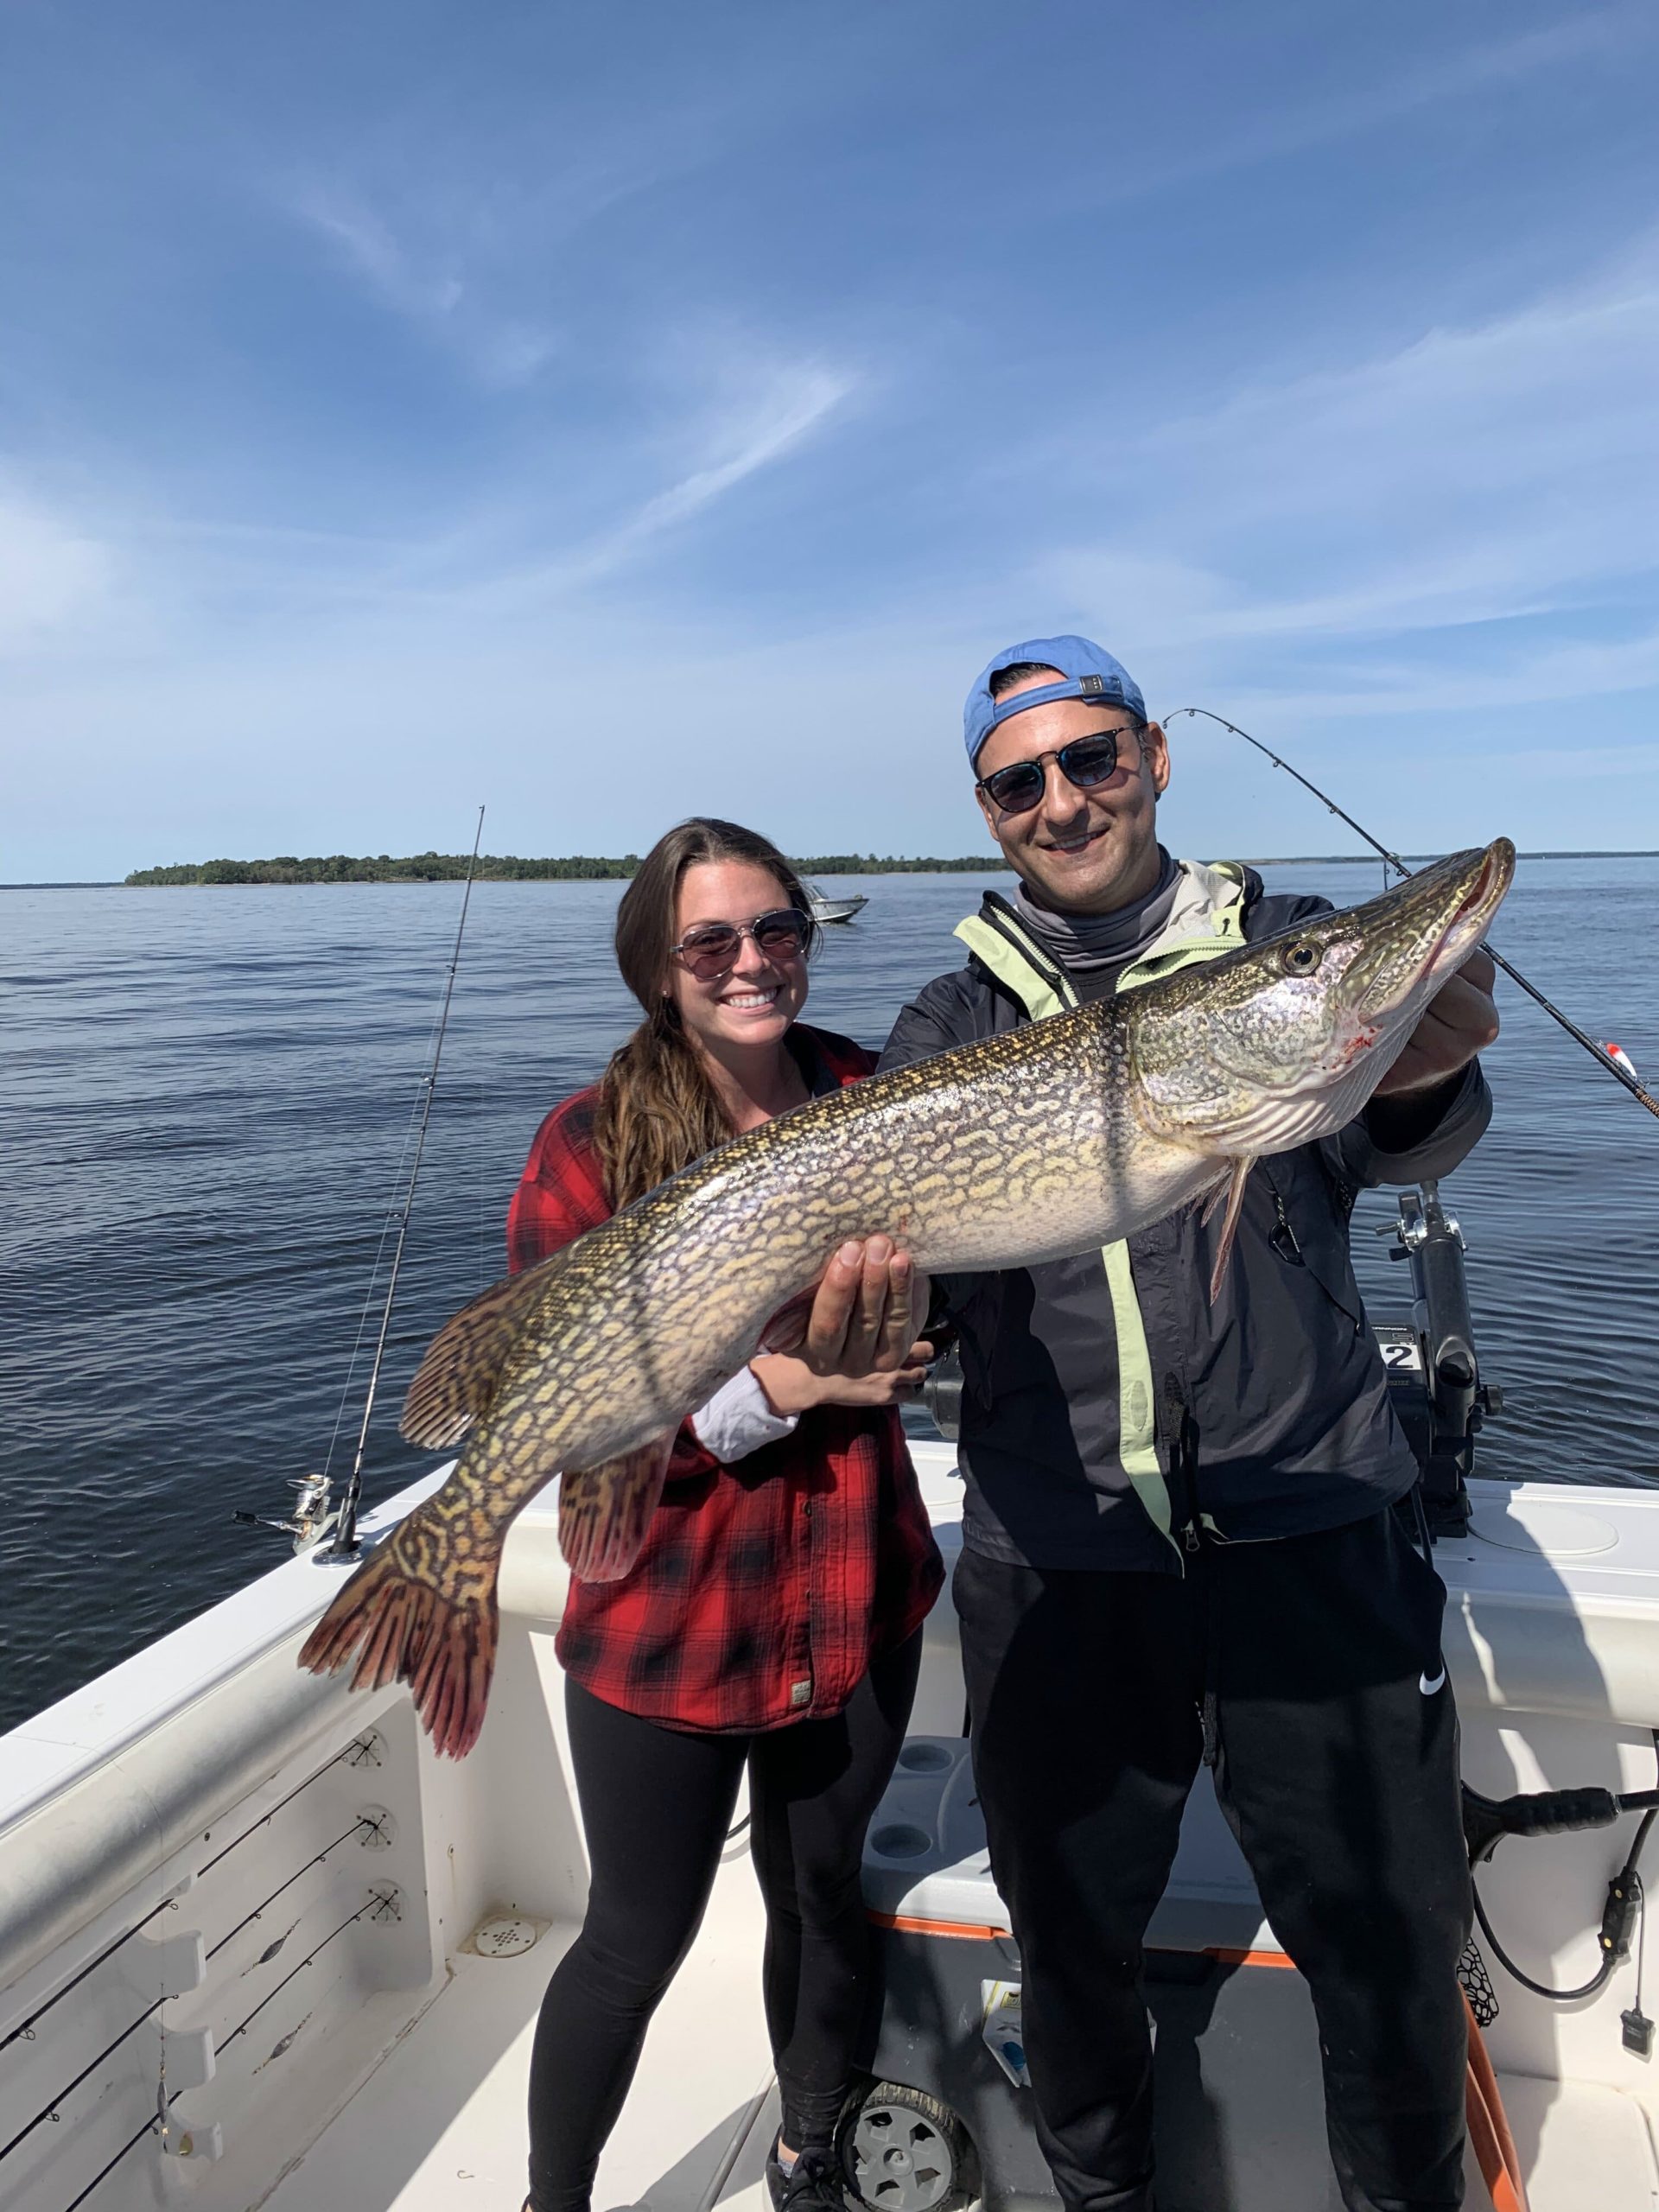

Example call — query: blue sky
[5,0,1659,879]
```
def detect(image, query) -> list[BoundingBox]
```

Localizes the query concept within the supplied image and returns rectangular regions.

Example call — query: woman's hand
[751,1343,935,1416]
[752,1235,934,1413]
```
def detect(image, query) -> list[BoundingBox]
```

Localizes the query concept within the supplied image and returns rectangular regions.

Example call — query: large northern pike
[301,839,1513,1755]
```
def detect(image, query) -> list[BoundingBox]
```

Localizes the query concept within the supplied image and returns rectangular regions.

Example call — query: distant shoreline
[4,849,1658,889]
[119,852,1015,886]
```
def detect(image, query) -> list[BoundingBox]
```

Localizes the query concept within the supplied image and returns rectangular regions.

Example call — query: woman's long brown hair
[592,818,819,1211]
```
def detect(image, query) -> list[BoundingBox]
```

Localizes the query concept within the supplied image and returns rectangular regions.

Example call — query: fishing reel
[1373,1179,1503,1537]
[232,1471,337,1552]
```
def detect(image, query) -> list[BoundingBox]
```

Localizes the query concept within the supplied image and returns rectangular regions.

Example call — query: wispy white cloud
[1037,237,1659,713]
[285,180,558,385]
[1093,9,1650,208]
[10,2,1659,874]
[582,363,858,574]
[293,186,463,317]
[279,131,703,391]
[442,355,862,609]
[0,345,861,679]
[1222,625,1659,723]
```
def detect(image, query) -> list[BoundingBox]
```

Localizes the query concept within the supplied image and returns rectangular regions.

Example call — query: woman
[510,817,944,2212]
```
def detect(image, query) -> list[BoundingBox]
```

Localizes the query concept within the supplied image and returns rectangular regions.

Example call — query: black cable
[1471,1878,1615,2005]
[1472,1740,1659,2005]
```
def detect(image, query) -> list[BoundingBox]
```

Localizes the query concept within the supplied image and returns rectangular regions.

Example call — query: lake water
[3,859,1656,1731]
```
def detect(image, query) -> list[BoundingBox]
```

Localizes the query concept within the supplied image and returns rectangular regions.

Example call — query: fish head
[1128,837,1514,1157]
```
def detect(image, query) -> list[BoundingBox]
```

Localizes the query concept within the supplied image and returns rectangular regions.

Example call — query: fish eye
[1281,942,1322,976]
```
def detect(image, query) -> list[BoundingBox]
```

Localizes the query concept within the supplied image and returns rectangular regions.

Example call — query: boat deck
[255,1840,1659,2212]
[264,1840,782,2212]
[10,1464,1659,2212]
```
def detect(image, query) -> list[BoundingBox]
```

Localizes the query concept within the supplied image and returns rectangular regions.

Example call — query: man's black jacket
[877,871,1492,1573]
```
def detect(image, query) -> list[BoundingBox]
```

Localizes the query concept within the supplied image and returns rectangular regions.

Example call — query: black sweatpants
[526,1635,921,2212]
[955,1509,1471,2212]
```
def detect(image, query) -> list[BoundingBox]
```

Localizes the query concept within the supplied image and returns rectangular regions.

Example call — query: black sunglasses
[976,726,1141,817]
[671,906,812,981]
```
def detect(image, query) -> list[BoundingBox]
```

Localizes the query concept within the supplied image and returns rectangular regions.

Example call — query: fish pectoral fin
[1198,1171,1231,1228]
[1205,1157,1257,1306]
[559,1432,678,1584]
[400,1254,567,1449]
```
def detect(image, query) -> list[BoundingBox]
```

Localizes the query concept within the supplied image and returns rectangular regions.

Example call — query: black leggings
[527,1635,922,2212]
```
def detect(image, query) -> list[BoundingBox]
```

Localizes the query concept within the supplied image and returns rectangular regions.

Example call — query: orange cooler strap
[1464,1993,1529,2212]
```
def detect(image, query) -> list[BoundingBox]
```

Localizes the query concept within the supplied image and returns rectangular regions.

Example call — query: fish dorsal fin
[559,1432,679,1583]
[400,1254,566,1449]
[1203,1158,1256,1305]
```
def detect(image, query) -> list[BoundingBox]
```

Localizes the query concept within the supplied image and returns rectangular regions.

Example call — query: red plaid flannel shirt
[505,1024,944,1733]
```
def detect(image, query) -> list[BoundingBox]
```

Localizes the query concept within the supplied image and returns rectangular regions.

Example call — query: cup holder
[898,1741,955,1773]
[870,1823,932,1859]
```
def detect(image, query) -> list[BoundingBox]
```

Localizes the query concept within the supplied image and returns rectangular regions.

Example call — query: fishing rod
[321,805,487,1562]
[1166,706,1659,1124]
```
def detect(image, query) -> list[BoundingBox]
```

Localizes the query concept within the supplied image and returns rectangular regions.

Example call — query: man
[876,636,1498,2212]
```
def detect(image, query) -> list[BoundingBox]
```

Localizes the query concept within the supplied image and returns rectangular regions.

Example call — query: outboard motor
[1373,1179,1503,1536]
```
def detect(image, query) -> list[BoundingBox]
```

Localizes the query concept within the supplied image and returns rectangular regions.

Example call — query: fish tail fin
[297,1510,499,1759]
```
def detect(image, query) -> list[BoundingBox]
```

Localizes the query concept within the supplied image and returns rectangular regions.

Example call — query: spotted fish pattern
[299,841,1513,1756]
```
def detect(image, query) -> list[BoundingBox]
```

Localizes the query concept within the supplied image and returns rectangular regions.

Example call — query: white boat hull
[4,1458,1659,2210]
[807,891,868,924]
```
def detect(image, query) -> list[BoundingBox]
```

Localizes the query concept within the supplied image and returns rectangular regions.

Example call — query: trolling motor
[1373,1179,1502,1538]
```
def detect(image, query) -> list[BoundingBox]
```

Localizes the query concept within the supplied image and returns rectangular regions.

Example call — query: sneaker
[765,2138,850,2212]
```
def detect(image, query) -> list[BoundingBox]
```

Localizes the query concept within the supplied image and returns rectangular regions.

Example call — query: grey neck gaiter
[1013,847,1182,976]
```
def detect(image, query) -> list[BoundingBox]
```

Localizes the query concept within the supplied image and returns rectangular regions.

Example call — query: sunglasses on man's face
[975,727,1141,817]
[671,906,812,981]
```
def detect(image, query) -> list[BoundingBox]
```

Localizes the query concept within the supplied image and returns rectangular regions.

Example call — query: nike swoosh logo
[1419,1667,1447,1696]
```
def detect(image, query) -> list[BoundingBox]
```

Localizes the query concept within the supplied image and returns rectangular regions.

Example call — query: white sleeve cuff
[690,1365,802,1463]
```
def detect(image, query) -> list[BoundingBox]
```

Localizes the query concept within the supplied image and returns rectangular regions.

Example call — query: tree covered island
[124,851,1012,885]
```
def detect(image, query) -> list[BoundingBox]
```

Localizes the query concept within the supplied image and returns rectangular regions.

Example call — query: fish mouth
[1351,836,1514,1021]
[1426,837,1512,978]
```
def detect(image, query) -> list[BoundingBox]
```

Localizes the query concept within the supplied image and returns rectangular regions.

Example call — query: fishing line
[321,1051,436,1482]
[321,925,474,1484]
[1167,707,1659,1123]
[323,807,487,1560]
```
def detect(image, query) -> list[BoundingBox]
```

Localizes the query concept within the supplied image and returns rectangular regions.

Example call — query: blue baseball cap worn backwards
[963,634,1147,768]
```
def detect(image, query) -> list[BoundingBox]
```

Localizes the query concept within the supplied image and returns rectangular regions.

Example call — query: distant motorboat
[806,883,868,925]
